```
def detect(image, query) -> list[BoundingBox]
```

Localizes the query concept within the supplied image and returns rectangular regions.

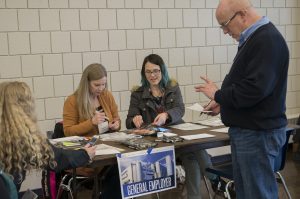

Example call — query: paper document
[95,144,124,155]
[49,136,83,144]
[211,127,229,133]
[195,117,224,127]
[100,132,140,141]
[180,133,215,140]
[170,123,208,130]
[187,103,212,113]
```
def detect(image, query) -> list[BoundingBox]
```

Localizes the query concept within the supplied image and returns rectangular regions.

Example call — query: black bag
[52,122,65,139]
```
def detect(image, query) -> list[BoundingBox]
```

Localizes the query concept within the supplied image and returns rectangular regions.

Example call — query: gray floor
[78,149,300,199]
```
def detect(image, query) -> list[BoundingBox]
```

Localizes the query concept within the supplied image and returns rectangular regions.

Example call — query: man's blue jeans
[229,127,286,199]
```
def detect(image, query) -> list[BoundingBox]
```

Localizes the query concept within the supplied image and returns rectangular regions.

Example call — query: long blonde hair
[75,63,107,119]
[0,81,55,181]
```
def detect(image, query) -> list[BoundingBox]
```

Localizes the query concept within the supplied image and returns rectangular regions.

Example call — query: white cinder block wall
[0,0,300,191]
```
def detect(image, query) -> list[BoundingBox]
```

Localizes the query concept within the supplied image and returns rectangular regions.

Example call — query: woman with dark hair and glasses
[126,54,224,199]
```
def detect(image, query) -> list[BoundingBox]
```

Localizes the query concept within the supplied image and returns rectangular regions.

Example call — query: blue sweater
[215,22,289,130]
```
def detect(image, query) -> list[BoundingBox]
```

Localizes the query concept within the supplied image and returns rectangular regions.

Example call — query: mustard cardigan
[63,90,120,137]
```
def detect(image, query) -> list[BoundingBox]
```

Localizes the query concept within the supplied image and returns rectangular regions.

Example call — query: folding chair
[205,128,294,199]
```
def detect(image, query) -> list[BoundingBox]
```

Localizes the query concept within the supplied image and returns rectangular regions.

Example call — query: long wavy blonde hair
[0,81,55,181]
[75,63,107,119]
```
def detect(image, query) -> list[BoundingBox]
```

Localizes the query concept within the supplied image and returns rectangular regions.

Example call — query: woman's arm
[63,95,94,136]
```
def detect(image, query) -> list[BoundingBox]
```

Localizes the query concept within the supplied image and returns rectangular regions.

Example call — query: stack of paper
[195,117,224,127]
[211,127,229,133]
[95,144,124,155]
[186,103,212,113]
[180,133,215,140]
[170,123,207,130]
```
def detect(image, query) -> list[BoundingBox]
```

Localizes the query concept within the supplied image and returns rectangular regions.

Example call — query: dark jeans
[101,165,122,199]
[229,127,285,199]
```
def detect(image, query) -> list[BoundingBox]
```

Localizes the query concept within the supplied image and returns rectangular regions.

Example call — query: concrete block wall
[0,0,299,190]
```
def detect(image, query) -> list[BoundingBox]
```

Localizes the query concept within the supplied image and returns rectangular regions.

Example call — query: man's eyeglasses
[219,11,241,30]
[145,69,161,76]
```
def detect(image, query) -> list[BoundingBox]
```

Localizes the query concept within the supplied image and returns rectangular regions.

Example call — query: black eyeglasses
[219,11,241,30]
[145,69,161,76]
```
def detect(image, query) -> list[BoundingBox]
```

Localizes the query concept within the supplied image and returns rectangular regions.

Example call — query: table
[72,125,231,199]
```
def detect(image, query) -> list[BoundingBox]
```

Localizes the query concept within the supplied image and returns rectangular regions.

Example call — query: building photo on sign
[117,146,176,199]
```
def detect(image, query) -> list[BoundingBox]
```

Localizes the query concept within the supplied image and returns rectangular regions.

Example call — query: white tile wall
[184,47,199,66]
[144,29,160,48]
[127,30,143,49]
[125,0,141,8]
[60,10,80,31]
[0,33,8,55]
[69,0,88,8]
[134,9,151,29]
[151,9,167,28]
[71,31,90,52]
[0,10,18,31]
[90,31,109,51]
[28,0,48,8]
[169,48,184,67]
[18,9,40,31]
[117,9,134,29]
[80,9,99,30]
[143,0,158,8]
[30,32,51,54]
[176,28,191,47]
[89,0,106,8]
[160,29,176,48]
[167,9,183,28]
[101,51,119,71]
[45,97,65,119]
[108,0,125,8]
[109,30,126,50]
[0,56,21,78]
[99,9,117,29]
[1,2,299,189]
[119,50,136,70]
[6,0,27,8]
[159,0,174,8]
[82,52,101,67]
[21,55,43,77]
[183,9,198,27]
[43,54,63,75]
[51,32,71,53]
[49,0,68,8]
[8,32,30,55]
[62,53,83,74]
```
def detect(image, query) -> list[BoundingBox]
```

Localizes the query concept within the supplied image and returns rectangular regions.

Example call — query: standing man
[195,0,289,198]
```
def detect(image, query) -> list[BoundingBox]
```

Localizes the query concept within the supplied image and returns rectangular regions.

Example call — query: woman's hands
[83,144,96,160]
[133,115,144,128]
[153,112,169,126]
[109,120,120,131]
[91,111,106,125]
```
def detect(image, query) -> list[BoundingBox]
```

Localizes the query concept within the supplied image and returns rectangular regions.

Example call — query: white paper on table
[49,136,83,144]
[180,133,215,140]
[170,122,208,130]
[95,143,124,156]
[195,117,224,127]
[186,103,212,113]
[211,127,229,133]
[99,132,139,142]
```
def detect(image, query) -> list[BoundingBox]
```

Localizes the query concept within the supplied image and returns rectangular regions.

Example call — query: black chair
[205,128,294,199]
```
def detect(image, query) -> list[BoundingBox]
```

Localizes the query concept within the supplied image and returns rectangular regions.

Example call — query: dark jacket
[126,80,185,129]
[50,144,90,172]
[14,144,90,191]
[215,22,289,130]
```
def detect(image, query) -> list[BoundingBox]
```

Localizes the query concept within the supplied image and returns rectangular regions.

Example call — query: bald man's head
[216,0,252,20]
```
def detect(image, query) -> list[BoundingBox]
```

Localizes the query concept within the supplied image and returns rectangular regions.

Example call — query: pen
[200,100,213,116]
